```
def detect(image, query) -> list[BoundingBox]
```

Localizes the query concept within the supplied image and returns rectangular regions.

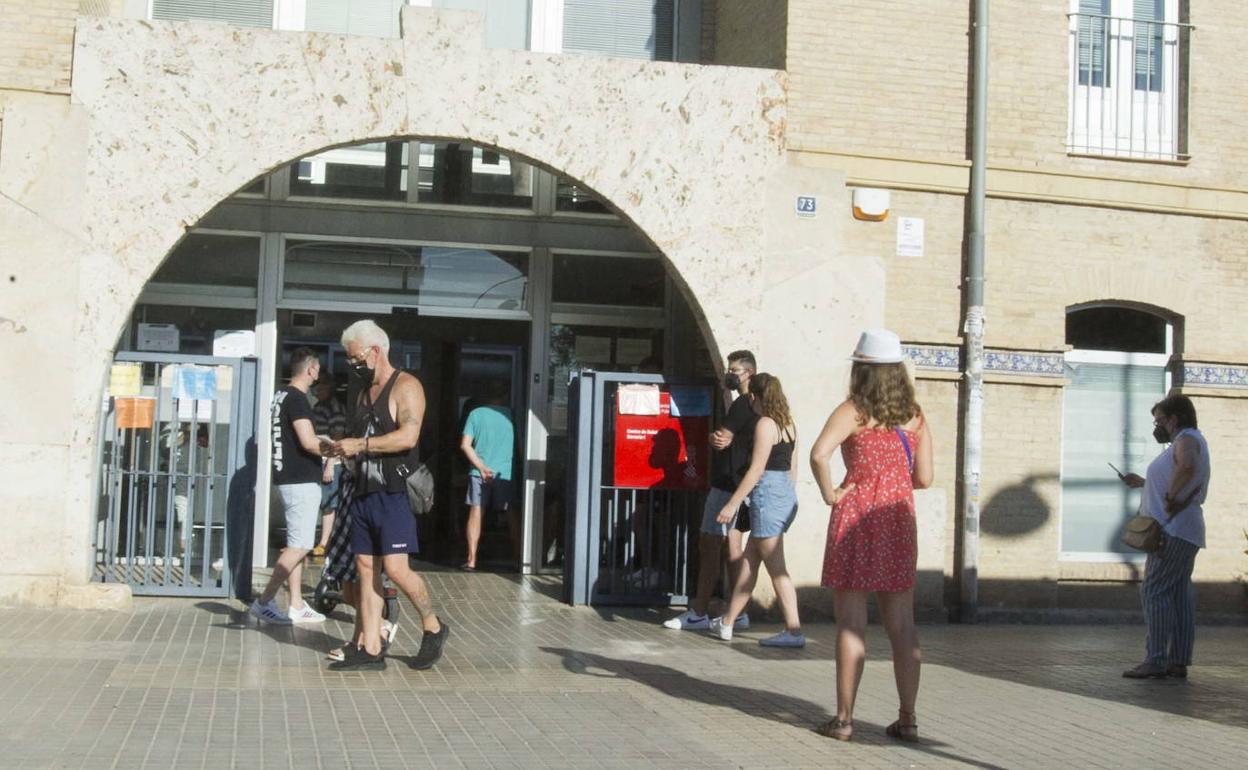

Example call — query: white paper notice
[617,384,661,415]
[896,217,925,258]
[137,323,180,352]
[574,335,611,363]
[212,329,255,357]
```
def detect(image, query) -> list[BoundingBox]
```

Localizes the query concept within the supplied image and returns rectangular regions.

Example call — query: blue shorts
[466,475,514,512]
[700,486,750,536]
[349,491,419,557]
[749,471,797,538]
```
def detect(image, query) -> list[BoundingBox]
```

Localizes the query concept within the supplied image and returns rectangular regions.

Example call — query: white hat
[850,329,905,364]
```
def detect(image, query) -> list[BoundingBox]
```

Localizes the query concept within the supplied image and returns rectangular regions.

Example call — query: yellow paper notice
[109,363,142,397]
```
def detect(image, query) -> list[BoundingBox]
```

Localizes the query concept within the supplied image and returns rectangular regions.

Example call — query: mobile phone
[1107,461,1124,479]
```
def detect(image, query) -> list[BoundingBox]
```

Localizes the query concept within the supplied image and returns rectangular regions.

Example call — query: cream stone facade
[0,1,1244,619]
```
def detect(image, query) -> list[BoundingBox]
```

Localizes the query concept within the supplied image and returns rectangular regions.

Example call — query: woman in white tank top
[1119,395,1210,680]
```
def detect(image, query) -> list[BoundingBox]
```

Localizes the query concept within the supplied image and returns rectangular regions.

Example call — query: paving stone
[0,572,1244,769]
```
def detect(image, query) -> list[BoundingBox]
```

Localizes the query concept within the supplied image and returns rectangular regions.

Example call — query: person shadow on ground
[196,600,345,658]
[540,646,1005,768]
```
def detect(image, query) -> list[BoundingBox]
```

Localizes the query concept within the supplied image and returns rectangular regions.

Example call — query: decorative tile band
[1183,364,1248,389]
[903,345,1064,378]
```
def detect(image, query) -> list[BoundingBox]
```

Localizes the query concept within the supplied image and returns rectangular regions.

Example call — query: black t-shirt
[271,386,321,485]
[710,393,758,491]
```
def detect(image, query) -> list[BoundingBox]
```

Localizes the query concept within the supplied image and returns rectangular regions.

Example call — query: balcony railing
[1067,12,1194,161]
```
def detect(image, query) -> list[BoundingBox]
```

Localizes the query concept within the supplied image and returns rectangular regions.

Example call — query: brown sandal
[816,717,853,742]
[885,710,919,743]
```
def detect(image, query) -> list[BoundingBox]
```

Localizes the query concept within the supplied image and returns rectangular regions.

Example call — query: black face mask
[349,360,374,384]
[724,373,741,391]
[1152,424,1171,444]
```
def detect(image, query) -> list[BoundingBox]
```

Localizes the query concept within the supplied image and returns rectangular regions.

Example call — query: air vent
[291,311,317,329]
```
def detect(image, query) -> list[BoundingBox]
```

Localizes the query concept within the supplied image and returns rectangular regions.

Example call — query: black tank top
[765,427,795,471]
[354,371,421,495]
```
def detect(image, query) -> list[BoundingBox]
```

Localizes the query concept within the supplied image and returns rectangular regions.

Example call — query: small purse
[1121,514,1163,553]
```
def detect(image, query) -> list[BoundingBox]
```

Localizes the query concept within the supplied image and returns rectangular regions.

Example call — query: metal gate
[93,353,257,596]
[564,370,711,606]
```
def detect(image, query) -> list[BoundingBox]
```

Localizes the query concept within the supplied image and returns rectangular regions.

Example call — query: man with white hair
[325,320,448,671]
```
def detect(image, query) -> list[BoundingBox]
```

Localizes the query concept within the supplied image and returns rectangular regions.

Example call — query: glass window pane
[283,239,528,310]
[152,0,274,28]
[552,254,665,307]
[126,304,257,356]
[555,177,612,215]
[1060,360,1164,555]
[151,233,260,292]
[414,142,534,208]
[1066,307,1166,353]
[289,141,408,201]
[547,323,664,432]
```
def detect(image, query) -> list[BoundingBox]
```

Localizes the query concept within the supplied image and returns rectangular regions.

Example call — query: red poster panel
[613,387,710,490]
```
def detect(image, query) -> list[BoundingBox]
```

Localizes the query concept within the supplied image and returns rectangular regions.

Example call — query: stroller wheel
[314,576,340,615]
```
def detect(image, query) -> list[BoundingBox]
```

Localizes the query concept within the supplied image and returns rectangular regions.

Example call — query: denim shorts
[700,486,750,536]
[749,471,797,538]
[319,463,342,511]
[277,482,321,550]
[466,475,514,512]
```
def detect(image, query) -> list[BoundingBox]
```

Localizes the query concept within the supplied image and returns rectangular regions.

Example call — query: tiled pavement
[0,571,1245,769]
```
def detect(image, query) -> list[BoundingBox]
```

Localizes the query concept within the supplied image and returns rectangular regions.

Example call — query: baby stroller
[313,472,400,621]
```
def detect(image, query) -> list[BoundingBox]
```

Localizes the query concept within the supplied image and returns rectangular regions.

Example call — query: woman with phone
[809,330,933,743]
[1118,395,1210,680]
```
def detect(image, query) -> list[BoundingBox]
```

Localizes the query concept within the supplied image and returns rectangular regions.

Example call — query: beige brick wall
[708,0,787,69]
[788,1,1248,189]
[0,1,79,95]
[786,0,970,157]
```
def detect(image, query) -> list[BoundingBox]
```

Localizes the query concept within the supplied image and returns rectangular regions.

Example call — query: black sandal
[885,710,919,743]
[816,718,853,742]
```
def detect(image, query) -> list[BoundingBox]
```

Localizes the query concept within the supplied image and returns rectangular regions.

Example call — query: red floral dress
[821,425,918,592]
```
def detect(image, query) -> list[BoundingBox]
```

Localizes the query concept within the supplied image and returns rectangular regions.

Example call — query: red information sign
[612,386,711,490]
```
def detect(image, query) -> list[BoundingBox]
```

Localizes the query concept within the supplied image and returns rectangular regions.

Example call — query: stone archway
[0,7,880,606]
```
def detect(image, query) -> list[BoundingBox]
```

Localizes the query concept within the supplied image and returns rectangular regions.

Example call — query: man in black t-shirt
[251,347,328,625]
[663,350,758,631]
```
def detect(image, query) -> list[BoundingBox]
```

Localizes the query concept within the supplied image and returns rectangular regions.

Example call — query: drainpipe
[959,0,989,623]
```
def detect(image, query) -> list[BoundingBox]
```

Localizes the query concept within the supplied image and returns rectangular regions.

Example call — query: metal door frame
[94,352,257,597]
[565,369,710,606]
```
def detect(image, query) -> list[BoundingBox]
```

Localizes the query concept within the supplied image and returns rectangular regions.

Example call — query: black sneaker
[410,621,449,670]
[328,644,386,672]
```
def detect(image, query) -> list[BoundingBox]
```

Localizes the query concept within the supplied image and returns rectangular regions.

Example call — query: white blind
[1060,360,1164,555]
[1076,0,1110,84]
[306,0,406,37]
[562,0,674,61]
[152,0,275,27]
[1133,0,1164,90]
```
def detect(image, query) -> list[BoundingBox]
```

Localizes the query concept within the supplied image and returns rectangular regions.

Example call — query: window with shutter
[151,0,275,28]
[1059,306,1172,560]
[305,0,407,37]
[562,0,675,61]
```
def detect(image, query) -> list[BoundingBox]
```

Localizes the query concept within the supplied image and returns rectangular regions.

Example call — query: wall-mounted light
[852,188,890,221]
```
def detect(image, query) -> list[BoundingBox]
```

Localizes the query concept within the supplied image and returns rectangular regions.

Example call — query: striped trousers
[1141,535,1200,667]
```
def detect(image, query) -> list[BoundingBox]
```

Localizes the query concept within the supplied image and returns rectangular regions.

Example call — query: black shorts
[349,491,419,557]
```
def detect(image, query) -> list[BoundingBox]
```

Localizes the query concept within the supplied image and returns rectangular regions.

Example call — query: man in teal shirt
[460,383,516,571]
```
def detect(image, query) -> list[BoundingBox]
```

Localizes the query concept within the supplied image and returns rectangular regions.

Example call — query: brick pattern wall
[788,1,1248,188]
[786,0,970,157]
[0,1,79,94]
[709,0,787,69]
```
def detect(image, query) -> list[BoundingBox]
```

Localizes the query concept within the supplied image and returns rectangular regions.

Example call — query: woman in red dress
[809,330,933,743]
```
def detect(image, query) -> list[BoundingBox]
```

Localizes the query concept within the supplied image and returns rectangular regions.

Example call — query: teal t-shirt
[463,405,515,481]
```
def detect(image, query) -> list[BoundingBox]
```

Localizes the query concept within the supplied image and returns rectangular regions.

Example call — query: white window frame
[1058,308,1173,562]
[1067,0,1186,160]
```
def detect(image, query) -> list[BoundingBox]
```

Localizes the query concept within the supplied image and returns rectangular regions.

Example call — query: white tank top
[1143,427,1209,548]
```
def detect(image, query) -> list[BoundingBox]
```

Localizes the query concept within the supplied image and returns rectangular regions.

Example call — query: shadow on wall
[980,473,1056,538]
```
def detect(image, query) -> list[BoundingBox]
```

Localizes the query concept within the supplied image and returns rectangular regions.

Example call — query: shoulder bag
[1121,513,1162,553]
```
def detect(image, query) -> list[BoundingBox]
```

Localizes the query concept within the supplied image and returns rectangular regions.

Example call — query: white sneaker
[288,603,326,624]
[250,599,291,625]
[734,613,750,630]
[759,630,806,648]
[663,610,710,630]
[708,617,733,642]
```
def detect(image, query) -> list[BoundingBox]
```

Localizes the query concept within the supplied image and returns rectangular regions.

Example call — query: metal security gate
[93,353,257,596]
[565,370,711,606]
